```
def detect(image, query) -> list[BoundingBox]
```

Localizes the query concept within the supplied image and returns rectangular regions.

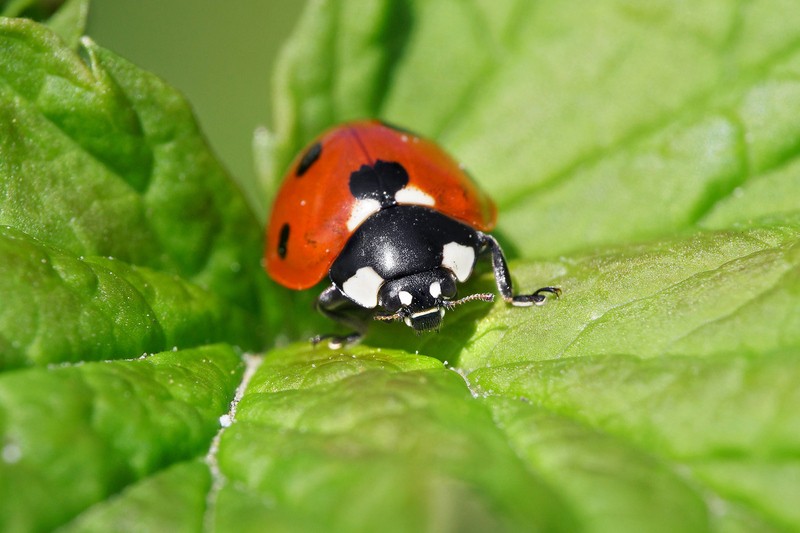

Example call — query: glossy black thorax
[330,205,480,287]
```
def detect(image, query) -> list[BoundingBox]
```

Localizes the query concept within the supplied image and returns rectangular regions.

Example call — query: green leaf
[3,0,800,531]
[1,0,88,48]
[210,346,575,532]
[457,226,800,369]
[2,0,59,19]
[472,351,800,531]
[0,17,265,314]
[45,0,89,49]
[0,17,274,359]
[59,460,211,533]
[0,345,243,532]
[0,226,259,369]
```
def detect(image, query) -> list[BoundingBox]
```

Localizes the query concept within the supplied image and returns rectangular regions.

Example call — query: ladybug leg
[312,284,370,348]
[479,234,561,307]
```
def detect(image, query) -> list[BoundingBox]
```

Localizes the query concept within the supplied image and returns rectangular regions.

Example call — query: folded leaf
[0,226,260,369]
[45,0,88,48]
[0,18,266,314]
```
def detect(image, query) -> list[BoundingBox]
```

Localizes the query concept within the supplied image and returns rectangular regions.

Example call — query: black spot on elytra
[349,160,409,208]
[295,142,322,177]
[277,223,290,259]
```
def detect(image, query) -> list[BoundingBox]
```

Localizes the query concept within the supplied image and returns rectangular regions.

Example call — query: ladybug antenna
[374,292,493,324]
[442,293,495,309]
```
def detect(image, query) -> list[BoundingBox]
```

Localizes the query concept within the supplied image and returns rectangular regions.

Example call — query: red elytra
[265,120,497,290]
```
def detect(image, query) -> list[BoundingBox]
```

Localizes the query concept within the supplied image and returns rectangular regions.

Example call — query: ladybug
[265,120,559,347]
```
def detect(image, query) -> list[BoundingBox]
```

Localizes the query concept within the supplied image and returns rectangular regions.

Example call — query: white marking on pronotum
[346,199,381,231]
[441,242,475,282]
[342,266,385,308]
[395,186,435,206]
[399,290,413,306]
[429,281,442,298]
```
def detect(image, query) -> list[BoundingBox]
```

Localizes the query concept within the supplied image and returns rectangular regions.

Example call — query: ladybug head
[376,268,494,333]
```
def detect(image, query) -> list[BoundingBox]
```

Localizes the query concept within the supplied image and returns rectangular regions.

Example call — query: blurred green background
[87,0,306,200]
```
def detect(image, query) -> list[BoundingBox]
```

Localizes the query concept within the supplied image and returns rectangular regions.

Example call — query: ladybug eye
[277,223,290,259]
[384,294,404,313]
[295,142,322,177]
[438,276,457,299]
